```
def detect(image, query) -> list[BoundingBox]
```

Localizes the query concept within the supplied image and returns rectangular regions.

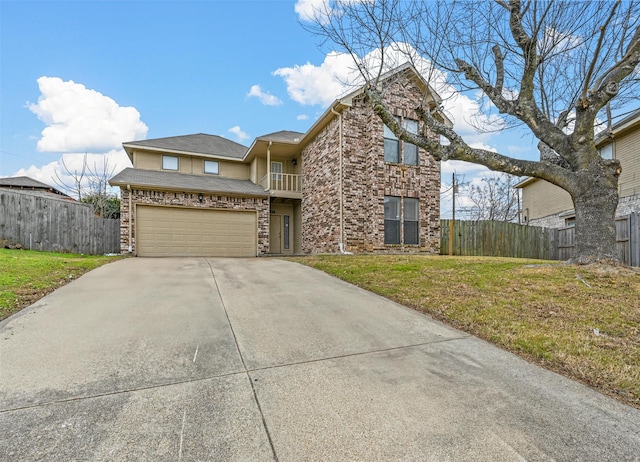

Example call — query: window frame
[162,155,179,171]
[204,160,220,175]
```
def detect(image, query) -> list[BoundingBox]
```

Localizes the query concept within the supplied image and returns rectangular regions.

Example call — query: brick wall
[118,188,269,255]
[302,71,441,254]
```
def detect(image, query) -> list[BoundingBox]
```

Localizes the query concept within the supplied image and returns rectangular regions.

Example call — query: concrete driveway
[1,257,639,461]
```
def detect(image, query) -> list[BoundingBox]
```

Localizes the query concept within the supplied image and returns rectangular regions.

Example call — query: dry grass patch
[0,249,122,321]
[290,255,640,409]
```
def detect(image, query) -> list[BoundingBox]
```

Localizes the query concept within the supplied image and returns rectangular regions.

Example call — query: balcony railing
[260,173,302,194]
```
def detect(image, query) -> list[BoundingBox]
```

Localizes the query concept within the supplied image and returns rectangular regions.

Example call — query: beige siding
[134,151,161,170]
[219,161,250,179]
[251,157,268,184]
[616,129,640,197]
[522,179,573,221]
[131,150,250,179]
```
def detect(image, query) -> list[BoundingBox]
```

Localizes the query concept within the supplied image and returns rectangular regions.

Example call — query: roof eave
[122,143,246,162]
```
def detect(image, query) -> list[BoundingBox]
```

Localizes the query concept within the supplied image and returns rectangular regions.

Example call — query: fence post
[630,212,639,267]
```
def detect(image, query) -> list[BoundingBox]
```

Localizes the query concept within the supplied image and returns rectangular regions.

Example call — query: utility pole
[449,172,456,255]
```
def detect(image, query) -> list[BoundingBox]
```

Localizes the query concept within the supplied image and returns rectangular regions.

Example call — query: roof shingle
[123,134,248,159]
[109,168,268,197]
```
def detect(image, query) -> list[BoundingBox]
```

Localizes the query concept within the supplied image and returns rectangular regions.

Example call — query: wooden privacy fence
[441,213,639,266]
[440,219,555,260]
[556,213,639,266]
[0,189,120,255]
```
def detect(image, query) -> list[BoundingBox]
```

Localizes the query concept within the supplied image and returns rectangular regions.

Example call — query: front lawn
[0,249,122,321]
[291,255,640,409]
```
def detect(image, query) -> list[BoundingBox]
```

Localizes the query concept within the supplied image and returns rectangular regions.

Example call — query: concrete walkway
[1,257,639,461]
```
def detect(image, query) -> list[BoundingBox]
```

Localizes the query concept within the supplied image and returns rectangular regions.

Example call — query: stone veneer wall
[118,188,269,255]
[302,71,441,254]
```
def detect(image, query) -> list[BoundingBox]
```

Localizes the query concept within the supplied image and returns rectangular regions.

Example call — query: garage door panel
[137,206,257,257]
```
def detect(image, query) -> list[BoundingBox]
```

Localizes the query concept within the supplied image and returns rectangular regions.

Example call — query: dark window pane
[384,139,399,162]
[404,143,418,165]
[385,219,400,244]
[404,221,419,245]
[283,215,290,250]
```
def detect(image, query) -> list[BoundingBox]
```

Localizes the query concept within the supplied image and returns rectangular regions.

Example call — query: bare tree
[53,154,120,218]
[463,173,520,222]
[306,0,640,263]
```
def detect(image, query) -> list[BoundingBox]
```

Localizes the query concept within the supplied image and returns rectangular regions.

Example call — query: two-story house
[517,108,640,228]
[109,63,448,257]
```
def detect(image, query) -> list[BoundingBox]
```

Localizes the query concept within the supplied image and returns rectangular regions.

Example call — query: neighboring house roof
[122,133,248,162]
[595,107,640,146]
[109,167,268,197]
[0,176,73,200]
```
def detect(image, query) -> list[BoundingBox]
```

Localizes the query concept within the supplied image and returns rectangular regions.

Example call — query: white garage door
[136,205,257,257]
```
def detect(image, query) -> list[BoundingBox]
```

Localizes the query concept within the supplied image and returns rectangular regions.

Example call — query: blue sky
[1,0,540,216]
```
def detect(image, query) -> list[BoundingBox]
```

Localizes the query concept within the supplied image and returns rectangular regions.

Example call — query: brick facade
[302,72,441,254]
[119,188,269,255]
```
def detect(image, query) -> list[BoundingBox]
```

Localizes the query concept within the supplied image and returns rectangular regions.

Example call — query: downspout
[127,184,133,253]
[267,141,272,191]
[331,107,352,255]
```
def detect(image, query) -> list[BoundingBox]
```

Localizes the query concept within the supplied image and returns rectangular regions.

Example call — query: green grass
[290,255,640,409]
[0,249,122,320]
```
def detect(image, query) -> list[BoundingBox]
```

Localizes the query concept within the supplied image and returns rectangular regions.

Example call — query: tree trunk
[570,174,619,264]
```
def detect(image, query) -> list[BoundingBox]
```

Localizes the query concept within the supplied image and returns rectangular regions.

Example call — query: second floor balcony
[260,172,302,199]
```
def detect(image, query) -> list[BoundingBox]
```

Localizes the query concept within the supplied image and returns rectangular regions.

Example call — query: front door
[270,215,281,254]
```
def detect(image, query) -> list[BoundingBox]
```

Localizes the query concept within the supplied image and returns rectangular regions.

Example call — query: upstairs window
[384,123,400,163]
[384,117,419,165]
[599,143,613,160]
[403,119,419,166]
[204,160,219,175]
[162,155,178,171]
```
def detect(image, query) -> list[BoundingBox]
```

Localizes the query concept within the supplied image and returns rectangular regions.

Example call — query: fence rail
[441,213,639,266]
[0,189,120,255]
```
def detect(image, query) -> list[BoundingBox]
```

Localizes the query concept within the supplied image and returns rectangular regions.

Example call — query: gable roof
[299,62,452,149]
[0,176,72,199]
[122,133,248,161]
[109,167,268,197]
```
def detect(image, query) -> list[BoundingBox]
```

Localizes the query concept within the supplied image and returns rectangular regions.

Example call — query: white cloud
[28,76,148,153]
[273,51,359,106]
[274,42,505,148]
[297,114,309,120]
[294,0,329,23]
[17,77,146,198]
[247,84,283,106]
[294,0,371,24]
[228,126,250,142]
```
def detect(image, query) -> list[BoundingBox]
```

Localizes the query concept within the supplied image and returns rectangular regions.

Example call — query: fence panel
[0,190,120,255]
[442,213,638,266]
[440,219,554,260]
